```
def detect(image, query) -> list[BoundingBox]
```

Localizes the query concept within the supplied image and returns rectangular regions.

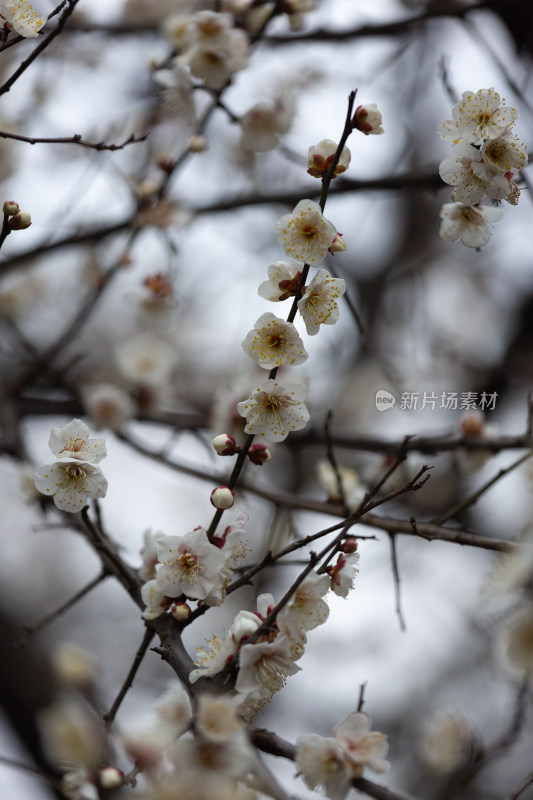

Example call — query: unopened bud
[210,486,234,509]
[340,537,358,554]
[9,210,31,230]
[99,767,124,790]
[460,410,484,437]
[212,433,239,456]
[156,153,174,172]
[170,601,192,621]
[188,135,208,153]
[328,233,346,254]
[3,200,19,216]
[248,443,272,465]
[352,103,384,135]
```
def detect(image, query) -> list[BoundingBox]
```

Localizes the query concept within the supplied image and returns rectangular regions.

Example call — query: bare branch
[0,130,148,151]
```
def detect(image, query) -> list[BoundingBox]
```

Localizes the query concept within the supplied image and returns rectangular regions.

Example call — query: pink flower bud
[210,486,234,509]
[460,410,485,437]
[9,210,31,230]
[212,433,239,456]
[340,537,358,554]
[352,103,384,135]
[3,201,19,216]
[99,767,124,790]
[328,233,346,254]
[170,601,192,621]
[248,443,272,465]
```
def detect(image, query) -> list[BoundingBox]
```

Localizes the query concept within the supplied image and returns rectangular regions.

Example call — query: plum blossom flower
[189,600,266,683]
[241,312,308,369]
[501,604,533,673]
[317,459,365,508]
[334,712,390,777]
[437,88,518,146]
[297,269,346,335]
[481,128,527,174]
[296,735,351,800]
[439,201,503,248]
[422,710,473,773]
[237,379,309,442]
[257,260,302,302]
[0,0,45,37]
[178,11,249,90]
[307,139,351,179]
[275,199,337,266]
[203,512,249,606]
[34,420,108,513]
[48,418,106,464]
[277,572,330,640]
[235,635,301,701]
[83,383,135,431]
[352,104,384,135]
[34,460,108,513]
[297,712,389,799]
[141,579,170,620]
[240,91,295,152]
[154,528,227,600]
[327,552,360,598]
[438,144,493,205]
[115,332,176,386]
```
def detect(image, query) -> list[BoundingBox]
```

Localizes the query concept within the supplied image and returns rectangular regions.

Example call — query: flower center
[176,552,201,585]
[267,332,286,349]
[64,464,86,482]
[61,436,85,454]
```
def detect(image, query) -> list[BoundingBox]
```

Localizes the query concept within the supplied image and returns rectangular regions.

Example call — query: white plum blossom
[317,459,365,508]
[352,103,384,135]
[34,421,108,513]
[153,682,191,739]
[334,712,390,777]
[154,64,196,125]
[257,260,302,302]
[439,202,503,248]
[481,128,528,174]
[297,269,346,335]
[115,332,176,386]
[501,604,533,673]
[203,512,249,606]
[277,572,330,640]
[139,529,160,581]
[0,0,45,37]
[189,602,266,683]
[275,199,337,266]
[48,418,106,464]
[437,88,518,146]
[240,91,295,152]
[235,634,301,702]
[34,461,108,513]
[328,551,360,598]
[141,579,169,620]
[422,710,473,773]
[83,383,135,431]
[178,11,249,90]
[241,312,308,369]
[297,712,389,799]
[296,735,352,800]
[438,144,493,205]
[154,528,227,600]
[237,379,309,442]
[195,694,245,743]
[307,139,351,179]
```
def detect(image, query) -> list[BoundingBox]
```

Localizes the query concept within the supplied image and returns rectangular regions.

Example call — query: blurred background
[1,0,533,798]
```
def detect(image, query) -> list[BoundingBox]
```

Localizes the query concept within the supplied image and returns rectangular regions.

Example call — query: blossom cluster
[190,557,361,715]
[33,419,108,512]
[141,514,249,619]
[437,88,527,248]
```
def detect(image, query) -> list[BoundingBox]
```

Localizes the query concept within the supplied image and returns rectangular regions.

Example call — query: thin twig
[0,130,148,150]
[435,450,533,525]
[104,627,155,726]
[503,769,533,800]
[389,533,406,631]
[20,570,109,640]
